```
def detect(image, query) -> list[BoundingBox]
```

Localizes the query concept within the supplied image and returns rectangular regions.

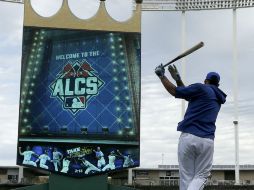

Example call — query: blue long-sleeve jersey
[175,83,227,139]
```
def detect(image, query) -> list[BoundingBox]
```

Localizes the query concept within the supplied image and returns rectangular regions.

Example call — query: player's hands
[168,64,181,81]
[155,64,165,78]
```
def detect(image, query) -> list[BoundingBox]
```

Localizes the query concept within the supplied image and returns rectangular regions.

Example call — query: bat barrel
[163,41,204,68]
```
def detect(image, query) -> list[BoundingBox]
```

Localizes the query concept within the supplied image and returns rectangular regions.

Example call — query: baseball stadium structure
[1,0,254,185]
[140,0,254,185]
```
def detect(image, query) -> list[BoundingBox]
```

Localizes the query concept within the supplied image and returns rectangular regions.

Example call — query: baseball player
[79,157,101,174]
[52,147,63,172]
[19,146,38,167]
[117,150,134,168]
[35,150,51,170]
[102,151,116,171]
[93,147,106,169]
[155,64,227,190]
[61,156,71,173]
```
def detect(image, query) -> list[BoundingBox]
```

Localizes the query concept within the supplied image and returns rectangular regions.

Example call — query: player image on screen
[102,151,116,171]
[78,157,101,174]
[19,146,38,167]
[35,150,51,169]
[93,147,105,169]
[60,156,71,173]
[117,150,134,168]
[52,147,63,172]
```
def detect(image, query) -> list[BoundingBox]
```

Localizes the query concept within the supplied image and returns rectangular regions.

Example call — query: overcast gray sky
[0,0,254,168]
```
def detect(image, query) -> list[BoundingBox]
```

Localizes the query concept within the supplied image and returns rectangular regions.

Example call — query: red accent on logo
[79,97,85,103]
[64,64,73,72]
[82,63,93,71]
[63,64,76,78]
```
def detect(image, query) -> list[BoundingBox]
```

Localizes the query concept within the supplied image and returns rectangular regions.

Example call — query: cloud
[140,75,182,167]
[0,141,18,165]
[0,3,23,50]
[0,103,19,166]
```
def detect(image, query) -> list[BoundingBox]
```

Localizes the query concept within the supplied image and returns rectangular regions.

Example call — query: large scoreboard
[17,0,141,178]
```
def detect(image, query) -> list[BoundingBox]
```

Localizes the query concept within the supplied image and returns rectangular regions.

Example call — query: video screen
[17,142,139,177]
[17,27,140,177]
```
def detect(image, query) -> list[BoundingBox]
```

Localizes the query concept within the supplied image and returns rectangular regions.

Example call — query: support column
[233,8,240,185]
[181,10,186,118]
[18,166,24,183]
[128,169,133,186]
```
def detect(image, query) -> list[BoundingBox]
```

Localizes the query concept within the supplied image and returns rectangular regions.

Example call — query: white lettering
[75,78,86,95]
[56,55,65,60]
[67,147,80,154]
[66,53,80,59]
[86,77,98,94]
[53,79,64,96]
[53,77,99,96]
[65,79,74,96]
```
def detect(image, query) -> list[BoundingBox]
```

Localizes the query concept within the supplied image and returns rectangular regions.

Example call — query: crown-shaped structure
[24,0,141,32]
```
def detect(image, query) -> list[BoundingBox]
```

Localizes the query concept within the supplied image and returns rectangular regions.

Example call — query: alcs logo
[50,60,104,114]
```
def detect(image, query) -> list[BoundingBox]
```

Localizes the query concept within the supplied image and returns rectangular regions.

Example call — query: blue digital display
[17,142,139,177]
[17,27,140,177]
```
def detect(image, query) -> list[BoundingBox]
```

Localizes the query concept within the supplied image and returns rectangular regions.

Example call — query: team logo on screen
[50,60,104,114]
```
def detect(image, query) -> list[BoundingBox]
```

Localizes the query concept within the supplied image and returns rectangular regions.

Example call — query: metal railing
[158,164,254,170]
[134,178,254,186]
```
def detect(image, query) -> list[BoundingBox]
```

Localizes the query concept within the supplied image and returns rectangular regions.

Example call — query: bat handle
[163,60,174,68]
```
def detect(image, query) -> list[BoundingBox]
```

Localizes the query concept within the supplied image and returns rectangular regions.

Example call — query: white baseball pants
[178,132,214,190]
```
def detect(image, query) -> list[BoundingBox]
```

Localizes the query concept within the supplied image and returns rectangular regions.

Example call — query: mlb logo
[64,96,86,109]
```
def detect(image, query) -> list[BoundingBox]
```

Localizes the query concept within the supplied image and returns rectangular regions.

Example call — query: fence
[135,185,254,190]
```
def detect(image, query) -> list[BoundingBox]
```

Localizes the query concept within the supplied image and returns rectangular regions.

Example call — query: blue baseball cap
[206,72,220,84]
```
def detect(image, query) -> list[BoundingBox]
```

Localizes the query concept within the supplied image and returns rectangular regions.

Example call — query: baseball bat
[163,41,204,68]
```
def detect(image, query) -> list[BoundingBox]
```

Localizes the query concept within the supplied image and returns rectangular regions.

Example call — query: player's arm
[160,76,177,96]
[155,64,177,97]
[33,154,39,158]
[32,152,39,157]
[18,147,23,155]
[117,150,124,157]
[35,157,40,163]
[60,152,64,160]
[168,65,185,87]
[113,152,120,157]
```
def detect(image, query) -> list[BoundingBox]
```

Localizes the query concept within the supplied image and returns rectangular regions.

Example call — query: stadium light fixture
[43,125,49,134]
[81,126,88,135]
[141,0,254,11]
[124,126,134,136]
[61,126,68,135]
[102,126,109,134]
